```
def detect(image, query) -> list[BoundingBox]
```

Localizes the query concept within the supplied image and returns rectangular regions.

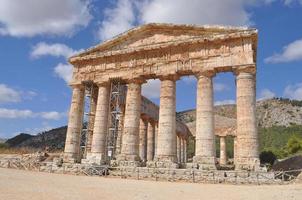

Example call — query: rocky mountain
[177,98,302,136]
[4,98,302,150]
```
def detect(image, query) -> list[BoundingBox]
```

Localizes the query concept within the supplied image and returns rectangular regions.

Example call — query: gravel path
[0,168,301,200]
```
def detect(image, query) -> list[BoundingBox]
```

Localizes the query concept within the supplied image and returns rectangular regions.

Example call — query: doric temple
[63,23,260,171]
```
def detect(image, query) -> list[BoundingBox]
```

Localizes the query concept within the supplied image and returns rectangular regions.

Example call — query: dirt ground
[0,168,301,200]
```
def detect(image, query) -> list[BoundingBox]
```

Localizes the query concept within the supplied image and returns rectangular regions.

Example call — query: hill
[3,98,302,159]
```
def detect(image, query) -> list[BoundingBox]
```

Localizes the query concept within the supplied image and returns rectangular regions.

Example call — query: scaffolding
[80,81,97,159]
[106,80,126,161]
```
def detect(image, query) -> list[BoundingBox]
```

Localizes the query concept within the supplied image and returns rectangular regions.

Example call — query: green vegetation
[259,125,302,159]
[274,97,302,107]
[187,125,302,162]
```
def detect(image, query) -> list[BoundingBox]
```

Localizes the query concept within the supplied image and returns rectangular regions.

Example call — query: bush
[286,135,302,154]
[260,151,277,165]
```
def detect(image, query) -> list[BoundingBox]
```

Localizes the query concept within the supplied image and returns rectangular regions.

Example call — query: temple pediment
[70,23,257,62]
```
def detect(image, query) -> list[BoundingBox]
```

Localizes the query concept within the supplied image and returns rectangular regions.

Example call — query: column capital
[159,74,180,81]
[233,65,256,76]
[95,81,110,87]
[126,78,146,85]
[195,70,216,79]
[70,83,84,89]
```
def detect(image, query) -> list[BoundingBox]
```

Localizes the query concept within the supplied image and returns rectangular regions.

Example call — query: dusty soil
[0,168,301,200]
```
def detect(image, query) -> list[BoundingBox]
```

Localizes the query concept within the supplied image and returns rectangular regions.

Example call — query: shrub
[260,150,277,165]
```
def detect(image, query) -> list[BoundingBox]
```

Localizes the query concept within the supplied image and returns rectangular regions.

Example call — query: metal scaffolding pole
[106,80,126,161]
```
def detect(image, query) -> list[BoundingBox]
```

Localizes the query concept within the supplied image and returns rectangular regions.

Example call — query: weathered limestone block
[64,85,85,162]
[193,73,216,170]
[177,136,181,163]
[236,72,260,171]
[85,83,110,164]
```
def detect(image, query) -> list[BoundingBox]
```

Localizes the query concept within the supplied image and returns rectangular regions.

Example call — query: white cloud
[142,79,161,99]
[283,0,302,5]
[0,84,21,104]
[284,83,302,100]
[258,89,276,100]
[0,108,64,120]
[214,83,230,92]
[265,39,302,63]
[214,99,236,106]
[0,0,92,37]
[40,111,63,120]
[31,42,81,59]
[54,63,73,84]
[0,108,34,119]
[97,0,275,41]
[98,0,136,41]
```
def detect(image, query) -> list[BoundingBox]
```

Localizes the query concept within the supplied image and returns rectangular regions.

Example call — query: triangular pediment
[71,23,256,60]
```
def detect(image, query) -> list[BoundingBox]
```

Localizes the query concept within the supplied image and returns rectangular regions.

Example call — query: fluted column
[147,120,155,161]
[193,72,216,169]
[154,123,158,157]
[115,109,125,155]
[180,138,184,163]
[87,83,110,164]
[176,135,181,163]
[139,117,148,162]
[234,136,237,164]
[119,79,143,164]
[155,76,178,166]
[184,139,187,163]
[64,84,85,162]
[236,71,259,170]
[85,86,98,156]
[220,136,227,165]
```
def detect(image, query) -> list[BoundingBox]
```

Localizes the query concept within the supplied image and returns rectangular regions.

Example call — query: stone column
[139,117,148,162]
[147,120,155,161]
[155,76,178,168]
[86,83,110,164]
[180,138,184,163]
[220,136,227,165]
[115,109,125,155]
[154,123,158,157]
[85,86,98,156]
[233,136,237,164]
[64,84,85,162]
[193,72,216,170]
[184,139,187,163]
[236,71,259,171]
[176,135,181,163]
[119,79,143,165]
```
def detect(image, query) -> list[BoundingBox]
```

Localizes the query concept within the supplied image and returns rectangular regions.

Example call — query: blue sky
[0,0,302,138]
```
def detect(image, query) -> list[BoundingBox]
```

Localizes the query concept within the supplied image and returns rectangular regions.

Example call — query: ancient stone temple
[63,23,260,171]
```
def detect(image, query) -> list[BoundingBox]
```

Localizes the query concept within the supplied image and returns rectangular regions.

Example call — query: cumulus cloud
[31,42,81,59]
[142,79,161,99]
[0,84,21,104]
[0,108,64,120]
[97,0,276,41]
[258,89,276,100]
[214,99,236,106]
[265,39,302,63]
[0,0,92,37]
[98,0,136,41]
[284,83,302,100]
[54,63,73,84]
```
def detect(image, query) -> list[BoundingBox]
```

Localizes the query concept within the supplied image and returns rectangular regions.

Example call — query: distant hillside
[0,138,6,143]
[3,98,302,156]
[5,133,33,147]
[177,98,302,132]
